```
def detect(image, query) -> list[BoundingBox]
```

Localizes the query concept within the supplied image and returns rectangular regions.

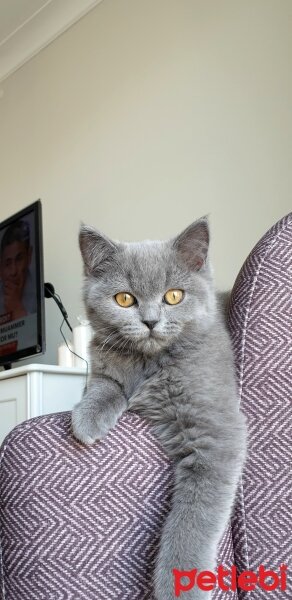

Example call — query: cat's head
[79,218,216,356]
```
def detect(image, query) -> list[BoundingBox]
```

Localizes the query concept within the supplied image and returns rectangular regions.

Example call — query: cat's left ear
[172,217,209,271]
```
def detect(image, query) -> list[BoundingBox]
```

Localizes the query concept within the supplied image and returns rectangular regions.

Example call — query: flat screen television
[0,200,45,368]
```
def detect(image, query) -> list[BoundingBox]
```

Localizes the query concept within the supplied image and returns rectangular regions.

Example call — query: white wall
[0,0,291,365]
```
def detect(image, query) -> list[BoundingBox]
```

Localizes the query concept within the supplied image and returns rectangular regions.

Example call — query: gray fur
[72,218,247,599]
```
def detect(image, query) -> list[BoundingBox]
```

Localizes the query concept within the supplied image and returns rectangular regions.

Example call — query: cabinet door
[0,376,27,444]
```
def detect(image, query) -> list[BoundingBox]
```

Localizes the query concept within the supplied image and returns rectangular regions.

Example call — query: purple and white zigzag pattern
[0,412,173,599]
[0,415,236,598]
[229,213,292,599]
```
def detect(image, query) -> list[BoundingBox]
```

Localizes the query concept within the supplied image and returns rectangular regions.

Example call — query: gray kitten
[72,218,246,600]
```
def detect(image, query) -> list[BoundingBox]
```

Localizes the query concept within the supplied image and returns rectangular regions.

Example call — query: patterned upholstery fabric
[0,213,290,599]
[228,213,292,599]
[0,411,236,599]
[0,413,172,599]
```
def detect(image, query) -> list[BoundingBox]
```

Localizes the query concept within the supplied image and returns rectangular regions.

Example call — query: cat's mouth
[147,329,166,342]
[148,329,160,338]
[135,330,169,354]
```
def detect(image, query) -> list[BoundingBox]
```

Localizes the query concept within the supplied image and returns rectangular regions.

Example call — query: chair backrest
[0,411,173,599]
[228,213,292,599]
[0,412,238,599]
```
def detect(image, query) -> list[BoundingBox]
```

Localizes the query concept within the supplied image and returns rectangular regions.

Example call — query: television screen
[0,200,45,368]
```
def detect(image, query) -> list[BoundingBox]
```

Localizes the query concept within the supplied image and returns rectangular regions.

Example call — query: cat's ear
[79,224,117,275]
[173,217,209,271]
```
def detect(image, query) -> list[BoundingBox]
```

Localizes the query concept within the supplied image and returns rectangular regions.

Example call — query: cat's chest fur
[90,344,174,399]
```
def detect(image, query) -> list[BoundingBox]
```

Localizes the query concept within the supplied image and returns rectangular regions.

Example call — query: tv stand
[0,363,87,445]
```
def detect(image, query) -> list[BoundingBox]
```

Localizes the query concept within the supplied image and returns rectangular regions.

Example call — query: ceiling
[0,0,104,83]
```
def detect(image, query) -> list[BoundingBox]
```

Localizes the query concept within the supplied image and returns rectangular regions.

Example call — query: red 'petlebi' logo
[173,565,288,596]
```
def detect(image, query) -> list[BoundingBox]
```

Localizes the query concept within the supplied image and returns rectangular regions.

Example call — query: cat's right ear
[79,224,117,275]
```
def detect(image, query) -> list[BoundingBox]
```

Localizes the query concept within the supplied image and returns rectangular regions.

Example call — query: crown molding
[0,0,104,84]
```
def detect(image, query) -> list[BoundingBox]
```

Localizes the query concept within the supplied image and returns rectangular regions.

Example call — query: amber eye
[164,289,184,305]
[115,292,136,308]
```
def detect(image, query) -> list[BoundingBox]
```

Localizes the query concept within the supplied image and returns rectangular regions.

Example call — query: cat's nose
[143,320,158,330]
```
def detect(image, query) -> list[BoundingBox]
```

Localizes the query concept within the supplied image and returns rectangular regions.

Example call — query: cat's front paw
[71,401,116,445]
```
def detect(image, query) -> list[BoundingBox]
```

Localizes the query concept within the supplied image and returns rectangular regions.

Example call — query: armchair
[1,214,291,599]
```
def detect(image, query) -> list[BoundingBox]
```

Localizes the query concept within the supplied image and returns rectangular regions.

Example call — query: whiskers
[91,320,181,360]
[99,330,118,353]
[100,330,135,359]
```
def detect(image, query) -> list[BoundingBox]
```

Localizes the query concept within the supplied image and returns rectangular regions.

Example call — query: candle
[73,320,92,368]
[58,342,73,367]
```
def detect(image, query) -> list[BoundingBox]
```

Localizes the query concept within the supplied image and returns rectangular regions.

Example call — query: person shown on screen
[0,220,36,321]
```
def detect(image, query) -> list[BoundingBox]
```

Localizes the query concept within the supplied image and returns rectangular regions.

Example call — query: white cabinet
[0,364,87,445]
